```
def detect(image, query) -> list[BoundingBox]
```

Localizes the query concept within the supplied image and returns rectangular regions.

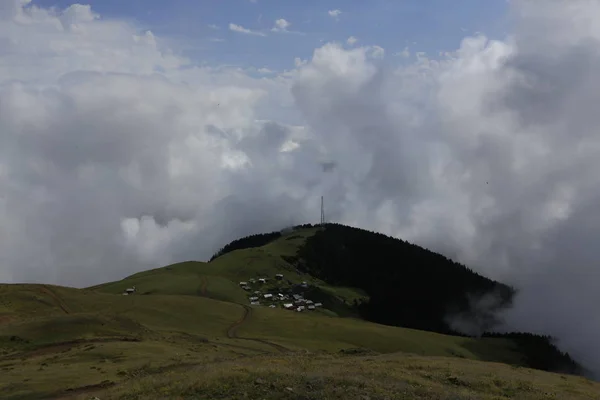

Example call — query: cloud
[257,67,274,74]
[208,24,219,30]
[347,36,358,46]
[229,23,266,36]
[272,18,290,32]
[3,0,600,378]
[369,45,385,59]
[271,18,304,35]
[328,9,341,19]
[396,46,410,58]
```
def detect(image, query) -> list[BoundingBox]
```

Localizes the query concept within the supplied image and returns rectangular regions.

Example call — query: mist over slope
[1,0,600,377]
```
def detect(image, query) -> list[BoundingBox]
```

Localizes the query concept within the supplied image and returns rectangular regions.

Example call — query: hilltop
[0,223,595,399]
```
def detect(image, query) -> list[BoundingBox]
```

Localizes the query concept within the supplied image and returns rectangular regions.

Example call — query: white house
[283,303,294,309]
[249,296,259,301]
[314,303,323,307]
[258,278,266,284]
[308,305,316,310]
[239,282,248,286]
[250,301,260,306]
[125,286,136,294]
[264,294,273,299]
[275,274,284,280]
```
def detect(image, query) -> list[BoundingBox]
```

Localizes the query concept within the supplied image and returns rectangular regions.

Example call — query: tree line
[482,332,582,375]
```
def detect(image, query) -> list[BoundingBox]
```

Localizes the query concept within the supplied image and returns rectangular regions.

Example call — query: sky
[1,0,600,377]
[33,0,509,69]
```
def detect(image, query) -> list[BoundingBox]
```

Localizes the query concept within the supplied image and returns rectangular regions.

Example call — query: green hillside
[0,224,596,399]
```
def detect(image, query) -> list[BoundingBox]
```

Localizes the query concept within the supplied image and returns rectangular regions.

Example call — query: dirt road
[39,285,71,314]
[226,304,290,353]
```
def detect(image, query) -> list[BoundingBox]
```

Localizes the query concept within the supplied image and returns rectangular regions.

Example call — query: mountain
[0,224,595,399]
[290,223,515,334]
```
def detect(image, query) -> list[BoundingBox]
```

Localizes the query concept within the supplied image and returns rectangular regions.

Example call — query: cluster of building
[122,286,136,295]
[239,274,323,313]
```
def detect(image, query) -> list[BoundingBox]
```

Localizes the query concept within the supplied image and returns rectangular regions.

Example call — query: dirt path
[39,285,70,314]
[226,304,290,353]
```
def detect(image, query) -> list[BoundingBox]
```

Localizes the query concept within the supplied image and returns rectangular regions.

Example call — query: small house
[239,282,248,286]
[254,291,261,295]
[308,305,316,310]
[314,303,323,307]
[264,294,273,299]
[306,300,314,305]
[122,292,129,296]
[296,307,303,312]
[250,301,260,306]
[125,286,136,294]
[269,304,276,308]
[249,296,259,301]
[278,293,285,299]
[283,303,294,309]
[258,278,266,284]
[275,274,284,280]
[249,279,256,283]
[242,286,251,291]
[292,294,302,301]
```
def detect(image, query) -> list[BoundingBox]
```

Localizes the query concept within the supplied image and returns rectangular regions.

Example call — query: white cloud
[396,46,410,58]
[328,9,342,19]
[257,67,274,74]
[369,45,385,58]
[294,57,308,68]
[347,36,358,46]
[271,18,304,35]
[208,24,219,30]
[272,18,290,32]
[3,0,600,378]
[229,23,266,36]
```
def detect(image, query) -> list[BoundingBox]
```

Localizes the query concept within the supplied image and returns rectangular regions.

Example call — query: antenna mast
[320,196,325,225]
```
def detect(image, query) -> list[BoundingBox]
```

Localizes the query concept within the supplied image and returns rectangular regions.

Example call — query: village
[120,275,324,313]
[239,273,323,312]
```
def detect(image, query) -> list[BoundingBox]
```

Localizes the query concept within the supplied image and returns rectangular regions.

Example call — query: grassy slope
[91,227,367,309]
[77,352,600,400]
[1,227,598,399]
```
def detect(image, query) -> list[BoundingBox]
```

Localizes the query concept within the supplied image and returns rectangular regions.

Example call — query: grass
[90,227,367,308]
[69,352,600,400]
[237,306,525,363]
[1,227,599,399]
